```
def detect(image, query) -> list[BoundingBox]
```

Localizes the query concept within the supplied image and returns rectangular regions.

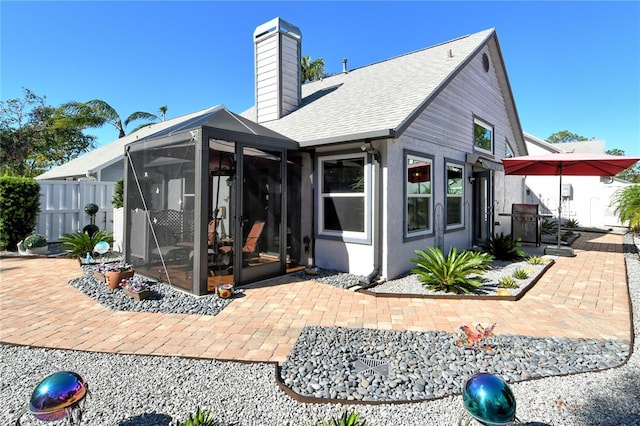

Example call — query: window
[406,153,432,235]
[504,141,514,158]
[474,119,494,153]
[318,153,367,238]
[446,162,464,228]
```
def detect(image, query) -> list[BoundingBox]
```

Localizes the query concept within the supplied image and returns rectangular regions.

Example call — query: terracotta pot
[105,270,134,290]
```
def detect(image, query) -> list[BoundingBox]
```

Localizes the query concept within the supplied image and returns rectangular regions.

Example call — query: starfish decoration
[353,358,390,377]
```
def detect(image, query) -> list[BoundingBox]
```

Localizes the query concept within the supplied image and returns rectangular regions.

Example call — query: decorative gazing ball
[94,241,110,254]
[29,371,87,421]
[462,373,516,425]
[218,284,233,299]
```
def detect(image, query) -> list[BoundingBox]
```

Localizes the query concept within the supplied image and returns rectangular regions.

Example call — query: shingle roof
[37,106,221,180]
[244,28,497,147]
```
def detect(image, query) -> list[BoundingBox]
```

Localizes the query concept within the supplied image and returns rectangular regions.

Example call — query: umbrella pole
[557,172,562,249]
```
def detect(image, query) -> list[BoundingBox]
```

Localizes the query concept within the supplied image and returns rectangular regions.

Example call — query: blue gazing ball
[28,371,87,421]
[462,373,516,425]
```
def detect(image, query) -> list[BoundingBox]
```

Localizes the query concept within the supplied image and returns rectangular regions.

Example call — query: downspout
[360,141,383,287]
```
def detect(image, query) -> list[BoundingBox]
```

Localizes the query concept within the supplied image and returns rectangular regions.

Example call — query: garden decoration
[94,241,110,255]
[456,323,496,350]
[17,234,48,256]
[458,373,520,425]
[15,371,89,425]
[120,276,151,300]
[217,283,234,299]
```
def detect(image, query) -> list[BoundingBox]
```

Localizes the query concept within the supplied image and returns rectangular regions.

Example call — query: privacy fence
[36,180,115,243]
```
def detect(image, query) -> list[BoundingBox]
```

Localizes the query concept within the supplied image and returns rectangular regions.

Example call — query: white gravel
[1,233,639,425]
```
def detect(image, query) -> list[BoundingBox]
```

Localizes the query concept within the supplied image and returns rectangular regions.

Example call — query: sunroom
[122,106,301,296]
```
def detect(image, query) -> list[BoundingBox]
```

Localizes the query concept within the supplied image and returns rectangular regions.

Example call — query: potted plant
[17,233,48,256]
[119,276,151,300]
[96,261,134,290]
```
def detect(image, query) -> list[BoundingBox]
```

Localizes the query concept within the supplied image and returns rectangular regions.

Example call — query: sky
[2,1,639,157]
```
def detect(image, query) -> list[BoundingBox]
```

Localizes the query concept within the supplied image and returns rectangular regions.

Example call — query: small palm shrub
[174,407,218,426]
[411,247,493,294]
[316,411,367,426]
[512,268,530,279]
[60,230,113,258]
[480,233,526,261]
[613,184,640,232]
[498,276,518,289]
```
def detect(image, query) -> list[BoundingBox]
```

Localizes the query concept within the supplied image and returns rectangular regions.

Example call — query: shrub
[316,411,367,426]
[24,233,47,248]
[112,177,124,208]
[0,176,41,250]
[512,268,530,280]
[498,276,518,289]
[613,184,640,232]
[411,247,493,294]
[565,218,580,228]
[60,230,113,258]
[541,218,557,235]
[174,406,218,426]
[480,233,526,261]
[527,256,548,265]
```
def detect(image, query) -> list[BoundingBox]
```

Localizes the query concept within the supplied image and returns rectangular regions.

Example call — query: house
[119,18,528,296]
[520,132,631,228]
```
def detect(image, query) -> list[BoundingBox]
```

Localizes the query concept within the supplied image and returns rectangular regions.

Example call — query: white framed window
[405,153,433,236]
[318,152,368,240]
[446,162,464,229]
[474,118,494,154]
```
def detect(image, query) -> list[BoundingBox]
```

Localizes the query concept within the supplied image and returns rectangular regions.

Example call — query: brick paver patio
[0,232,631,363]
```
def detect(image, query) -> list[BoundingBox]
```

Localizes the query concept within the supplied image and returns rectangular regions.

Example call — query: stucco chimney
[254,18,302,123]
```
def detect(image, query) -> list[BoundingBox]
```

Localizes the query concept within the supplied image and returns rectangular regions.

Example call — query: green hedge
[0,176,41,250]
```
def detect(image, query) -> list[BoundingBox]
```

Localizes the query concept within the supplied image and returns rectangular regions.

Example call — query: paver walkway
[0,232,631,364]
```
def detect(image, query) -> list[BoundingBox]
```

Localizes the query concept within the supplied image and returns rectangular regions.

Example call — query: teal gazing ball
[462,373,516,425]
[28,371,87,421]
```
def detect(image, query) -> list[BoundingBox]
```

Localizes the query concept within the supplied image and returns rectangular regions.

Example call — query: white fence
[37,180,116,243]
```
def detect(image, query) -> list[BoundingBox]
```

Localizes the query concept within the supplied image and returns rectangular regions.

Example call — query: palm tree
[613,184,640,232]
[301,55,325,84]
[56,99,158,138]
[158,105,168,122]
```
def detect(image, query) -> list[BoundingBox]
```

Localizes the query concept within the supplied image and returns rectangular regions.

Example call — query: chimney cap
[254,17,302,41]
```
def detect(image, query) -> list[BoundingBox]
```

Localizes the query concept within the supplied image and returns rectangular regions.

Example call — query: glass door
[473,170,493,243]
[237,145,285,284]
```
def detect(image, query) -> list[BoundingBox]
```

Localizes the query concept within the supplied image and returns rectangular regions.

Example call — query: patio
[0,231,631,364]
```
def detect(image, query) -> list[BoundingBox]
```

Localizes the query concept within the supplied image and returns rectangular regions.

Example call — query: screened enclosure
[123,106,300,295]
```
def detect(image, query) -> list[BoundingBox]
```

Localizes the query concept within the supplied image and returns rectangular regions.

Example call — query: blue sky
[2,1,639,156]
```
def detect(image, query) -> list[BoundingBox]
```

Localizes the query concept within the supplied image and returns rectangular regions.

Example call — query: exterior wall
[523,175,628,228]
[383,43,524,279]
[98,160,125,182]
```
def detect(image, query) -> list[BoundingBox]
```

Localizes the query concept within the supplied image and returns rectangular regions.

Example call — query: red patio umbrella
[502,152,640,253]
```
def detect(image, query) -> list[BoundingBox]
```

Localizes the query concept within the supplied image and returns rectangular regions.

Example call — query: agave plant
[59,230,113,258]
[512,268,530,280]
[411,247,493,294]
[316,411,367,426]
[480,233,526,261]
[498,276,518,289]
[174,407,218,426]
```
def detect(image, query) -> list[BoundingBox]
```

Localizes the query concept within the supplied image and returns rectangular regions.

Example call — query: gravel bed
[68,265,232,316]
[1,233,638,425]
[369,258,552,297]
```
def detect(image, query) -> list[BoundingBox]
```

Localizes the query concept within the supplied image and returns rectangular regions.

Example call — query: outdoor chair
[218,220,265,265]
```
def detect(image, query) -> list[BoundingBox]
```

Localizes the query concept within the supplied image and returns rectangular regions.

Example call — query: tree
[55,99,158,138]
[1,88,95,176]
[612,184,640,231]
[159,105,168,122]
[607,149,640,182]
[546,130,591,143]
[301,55,325,84]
